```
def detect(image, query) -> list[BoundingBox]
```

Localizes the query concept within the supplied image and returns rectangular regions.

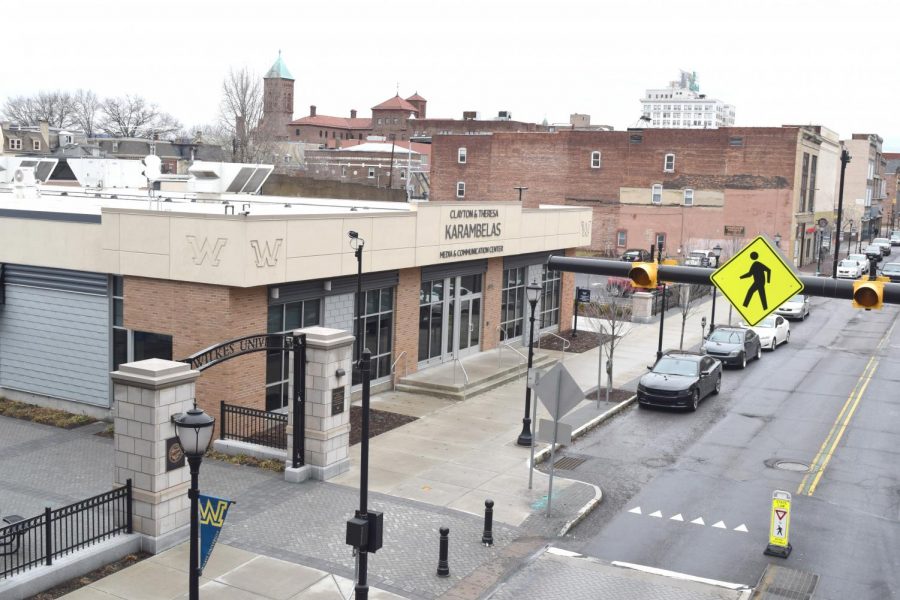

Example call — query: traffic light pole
[547,256,900,306]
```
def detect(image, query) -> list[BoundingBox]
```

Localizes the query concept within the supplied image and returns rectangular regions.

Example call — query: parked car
[605,276,670,297]
[775,294,811,320]
[847,253,870,270]
[740,315,790,350]
[891,232,900,246]
[863,245,883,262]
[873,237,892,256]
[620,248,653,262]
[684,250,720,268]
[700,326,762,369]
[836,259,864,279]
[880,262,900,283]
[637,351,722,411]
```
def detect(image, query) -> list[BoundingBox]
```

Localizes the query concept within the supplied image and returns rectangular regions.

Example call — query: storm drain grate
[754,564,819,600]
[553,456,586,470]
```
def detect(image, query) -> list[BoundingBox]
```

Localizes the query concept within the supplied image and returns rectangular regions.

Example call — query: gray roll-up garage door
[0,265,110,407]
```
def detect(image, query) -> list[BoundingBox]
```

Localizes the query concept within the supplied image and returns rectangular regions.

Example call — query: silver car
[872,238,892,256]
[775,294,810,320]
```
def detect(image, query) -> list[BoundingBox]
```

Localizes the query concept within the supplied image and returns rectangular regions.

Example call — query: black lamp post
[832,149,851,277]
[517,281,542,447]
[172,405,216,600]
[709,244,722,334]
[349,231,365,367]
[655,244,666,362]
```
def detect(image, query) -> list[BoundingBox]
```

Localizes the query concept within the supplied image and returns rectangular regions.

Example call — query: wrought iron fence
[220,402,287,450]
[1,480,132,579]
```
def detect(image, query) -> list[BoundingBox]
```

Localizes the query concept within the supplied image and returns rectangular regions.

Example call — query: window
[295,128,300,136]
[500,267,526,340]
[112,141,119,153]
[266,299,321,410]
[729,136,744,147]
[800,152,810,212]
[456,181,465,198]
[540,265,561,329]
[656,232,666,251]
[629,134,643,144]
[8,139,21,150]
[590,151,601,169]
[400,170,406,180]
[809,155,818,209]
[664,153,675,172]
[868,160,874,180]
[149,144,156,155]
[866,187,872,205]
[393,118,399,124]
[368,167,375,178]
[32,139,41,151]
[458,147,467,164]
[353,287,394,385]
[284,155,291,163]
[651,184,662,204]
[111,276,173,371]
[341,166,347,177]
[683,189,694,206]
[616,230,627,247]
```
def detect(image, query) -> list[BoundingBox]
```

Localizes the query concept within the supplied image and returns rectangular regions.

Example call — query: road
[548,295,900,599]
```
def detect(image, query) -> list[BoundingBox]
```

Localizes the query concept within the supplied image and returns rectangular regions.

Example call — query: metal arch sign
[710,236,803,326]
[181,333,298,371]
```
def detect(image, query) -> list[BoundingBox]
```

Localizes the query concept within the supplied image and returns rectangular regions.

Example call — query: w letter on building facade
[250,239,283,267]
[186,236,228,266]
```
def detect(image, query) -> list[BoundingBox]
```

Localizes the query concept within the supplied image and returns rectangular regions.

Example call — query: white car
[740,315,790,350]
[847,253,869,270]
[775,294,810,320]
[836,259,864,279]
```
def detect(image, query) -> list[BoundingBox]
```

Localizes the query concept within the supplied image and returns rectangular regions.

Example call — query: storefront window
[500,267,526,341]
[352,287,394,385]
[266,299,321,410]
[540,265,561,328]
[419,280,444,362]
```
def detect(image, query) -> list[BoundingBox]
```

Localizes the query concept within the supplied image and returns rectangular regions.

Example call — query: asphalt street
[547,295,900,599]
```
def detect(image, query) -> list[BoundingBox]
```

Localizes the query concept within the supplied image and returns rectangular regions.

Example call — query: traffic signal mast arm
[546,257,900,306]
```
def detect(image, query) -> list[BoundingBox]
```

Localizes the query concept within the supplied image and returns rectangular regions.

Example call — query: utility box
[366,511,383,553]
[345,516,368,548]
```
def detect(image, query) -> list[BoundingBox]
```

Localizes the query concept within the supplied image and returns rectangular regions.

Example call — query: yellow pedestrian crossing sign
[710,236,803,326]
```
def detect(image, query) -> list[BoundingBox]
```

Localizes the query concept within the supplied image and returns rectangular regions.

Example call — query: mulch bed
[584,388,635,403]
[0,397,97,429]
[350,406,417,445]
[30,552,151,599]
[535,329,615,354]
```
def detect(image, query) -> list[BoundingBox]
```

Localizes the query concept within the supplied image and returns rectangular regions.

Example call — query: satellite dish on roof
[141,154,162,181]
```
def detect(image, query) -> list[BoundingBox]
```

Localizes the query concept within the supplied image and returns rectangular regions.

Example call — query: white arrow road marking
[712,521,727,529]
[691,517,705,525]
[628,506,642,515]
[669,513,684,521]
[649,510,663,518]
[734,524,748,532]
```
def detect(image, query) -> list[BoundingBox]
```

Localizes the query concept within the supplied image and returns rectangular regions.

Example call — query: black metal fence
[220,402,287,450]
[1,480,132,580]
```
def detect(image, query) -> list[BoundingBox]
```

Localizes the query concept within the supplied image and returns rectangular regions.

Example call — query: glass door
[419,273,484,366]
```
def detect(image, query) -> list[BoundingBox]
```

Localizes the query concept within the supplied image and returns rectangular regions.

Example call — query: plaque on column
[332,387,345,416]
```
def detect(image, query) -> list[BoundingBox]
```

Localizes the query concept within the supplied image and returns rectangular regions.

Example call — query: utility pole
[832,149,851,278]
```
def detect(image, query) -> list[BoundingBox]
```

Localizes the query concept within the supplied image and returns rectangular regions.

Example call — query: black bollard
[482,499,494,546]
[437,527,450,577]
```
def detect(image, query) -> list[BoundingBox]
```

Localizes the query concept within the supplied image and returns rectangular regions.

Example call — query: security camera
[348,231,359,239]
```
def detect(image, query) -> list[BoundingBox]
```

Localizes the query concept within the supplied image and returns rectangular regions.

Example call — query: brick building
[430,126,839,267]
[840,134,887,240]
[884,153,900,232]
[303,141,431,193]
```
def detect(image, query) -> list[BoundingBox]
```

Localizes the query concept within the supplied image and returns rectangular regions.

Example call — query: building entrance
[418,274,482,366]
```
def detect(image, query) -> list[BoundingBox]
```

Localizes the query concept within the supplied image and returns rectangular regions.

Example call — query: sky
[5,0,899,151]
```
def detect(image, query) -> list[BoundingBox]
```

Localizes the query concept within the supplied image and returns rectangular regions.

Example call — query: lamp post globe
[172,405,215,600]
[517,281,543,447]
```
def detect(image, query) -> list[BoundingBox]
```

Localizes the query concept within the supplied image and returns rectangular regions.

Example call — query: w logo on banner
[199,495,234,572]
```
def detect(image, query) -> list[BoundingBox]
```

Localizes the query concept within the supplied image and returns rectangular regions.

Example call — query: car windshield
[755,316,776,328]
[787,294,804,303]
[708,329,743,343]
[848,254,866,262]
[653,357,699,376]
[839,260,858,268]
[882,263,900,273]
[874,238,889,244]
[690,252,706,258]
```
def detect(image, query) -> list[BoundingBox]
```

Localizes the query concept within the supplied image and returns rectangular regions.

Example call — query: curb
[533,394,637,465]
[556,480,602,537]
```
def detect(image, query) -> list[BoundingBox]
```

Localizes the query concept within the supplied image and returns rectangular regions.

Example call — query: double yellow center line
[797,321,895,497]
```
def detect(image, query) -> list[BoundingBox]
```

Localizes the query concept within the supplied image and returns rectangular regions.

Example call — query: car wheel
[785,331,790,344]
[801,309,806,321]
[713,374,721,395]
[756,344,762,361]
[689,388,700,412]
[739,352,747,369]
[770,338,777,351]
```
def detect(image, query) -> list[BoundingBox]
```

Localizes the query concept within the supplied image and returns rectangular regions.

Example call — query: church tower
[262,51,294,139]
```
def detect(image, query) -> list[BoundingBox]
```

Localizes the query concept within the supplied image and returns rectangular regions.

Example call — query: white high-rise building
[640,71,735,129]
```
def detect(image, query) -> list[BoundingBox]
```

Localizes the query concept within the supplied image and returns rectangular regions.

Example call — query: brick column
[631,292,654,323]
[110,359,200,554]
[481,257,503,351]
[558,248,577,332]
[284,326,354,483]
[392,267,420,383]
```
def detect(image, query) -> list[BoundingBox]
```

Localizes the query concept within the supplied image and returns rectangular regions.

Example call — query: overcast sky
[6,0,898,151]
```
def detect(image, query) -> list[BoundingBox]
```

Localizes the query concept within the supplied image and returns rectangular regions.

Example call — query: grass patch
[31,552,150,599]
[0,397,96,429]
[205,449,285,473]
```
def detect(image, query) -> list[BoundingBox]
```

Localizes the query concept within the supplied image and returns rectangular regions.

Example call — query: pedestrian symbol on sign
[740,252,772,310]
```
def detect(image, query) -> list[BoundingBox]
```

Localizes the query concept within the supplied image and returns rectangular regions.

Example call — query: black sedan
[620,248,653,262]
[701,326,762,368]
[637,352,722,411]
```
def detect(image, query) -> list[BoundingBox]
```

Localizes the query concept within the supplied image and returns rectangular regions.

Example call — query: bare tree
[2,90,75,127]
[218,67,276,163]
[581,291,633,404]
[677,284,707,349]
[71,89,102,137]
[99,95,182,138]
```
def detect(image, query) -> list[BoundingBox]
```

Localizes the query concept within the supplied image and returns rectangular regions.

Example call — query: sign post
[764,490,792,558]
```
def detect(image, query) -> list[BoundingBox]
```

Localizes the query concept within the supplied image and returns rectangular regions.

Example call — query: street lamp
[709,244,722,334]
[517,281,542,447]
[832,149,851,277]
[172,405,216,600]
[349,231,365,367]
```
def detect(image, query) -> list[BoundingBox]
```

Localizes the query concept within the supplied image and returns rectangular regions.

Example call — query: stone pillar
[284,326,354,483]
[111,359,200,554]
[631,291,654,323]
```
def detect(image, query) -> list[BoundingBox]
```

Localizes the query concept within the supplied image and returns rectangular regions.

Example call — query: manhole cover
[553,456,586,470]
[773,460,810,472]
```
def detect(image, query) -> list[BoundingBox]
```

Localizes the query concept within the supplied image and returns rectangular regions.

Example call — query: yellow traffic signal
[852,278,886,310]
[629,262,658,289]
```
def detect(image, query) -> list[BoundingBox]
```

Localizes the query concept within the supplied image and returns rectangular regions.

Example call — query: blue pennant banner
[198,494,234,573]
